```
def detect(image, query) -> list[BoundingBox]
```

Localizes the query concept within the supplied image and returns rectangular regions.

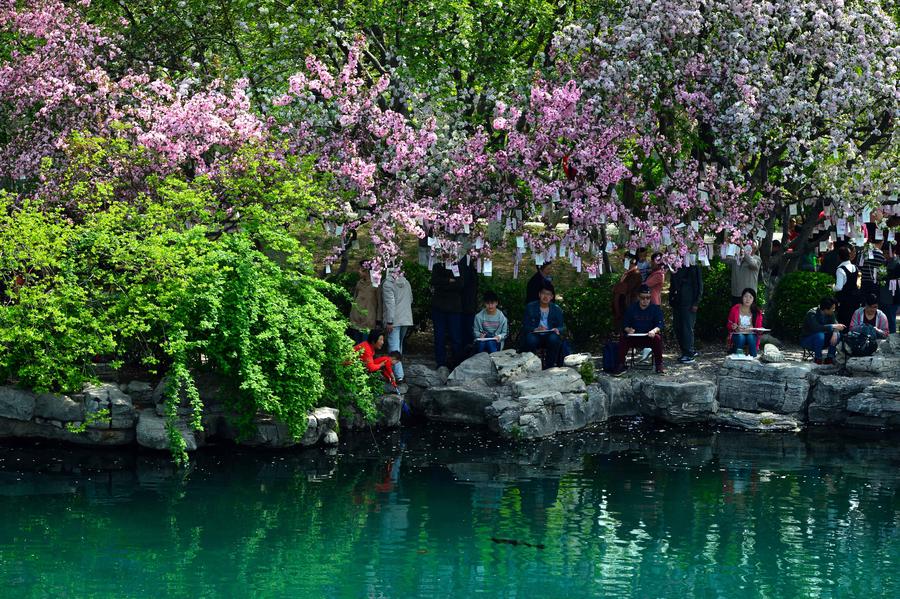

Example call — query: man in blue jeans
[801,297,846,364]
[522,285,565,369]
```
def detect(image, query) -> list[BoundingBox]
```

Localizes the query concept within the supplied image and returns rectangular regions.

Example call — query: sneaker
[689,350,700,358]
[678,355,696,364]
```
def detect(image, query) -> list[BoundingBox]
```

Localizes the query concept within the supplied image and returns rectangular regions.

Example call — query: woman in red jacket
[354,329,397,387]
[727,288,764,357]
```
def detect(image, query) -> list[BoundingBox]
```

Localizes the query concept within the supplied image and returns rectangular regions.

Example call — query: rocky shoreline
[1,337,898,454]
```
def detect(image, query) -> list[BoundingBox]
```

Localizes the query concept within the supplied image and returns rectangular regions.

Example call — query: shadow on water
[0,422,897,598]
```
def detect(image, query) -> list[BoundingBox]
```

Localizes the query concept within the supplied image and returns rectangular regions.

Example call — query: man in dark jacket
[522,285,565,369]
[669,262,703,363]
[800,297,846,364]
[612,285,666,375]
[431,263,464,368]
[460,258,480,350]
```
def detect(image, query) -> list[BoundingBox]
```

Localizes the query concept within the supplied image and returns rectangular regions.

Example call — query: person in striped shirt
[472,291,509,354]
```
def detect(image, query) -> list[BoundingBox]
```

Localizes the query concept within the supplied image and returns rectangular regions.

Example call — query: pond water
[0,423,897,598]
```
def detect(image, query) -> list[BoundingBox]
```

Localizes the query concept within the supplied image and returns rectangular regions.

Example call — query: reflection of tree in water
[0,427,897,597]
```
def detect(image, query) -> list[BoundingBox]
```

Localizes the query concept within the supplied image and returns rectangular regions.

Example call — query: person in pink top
[727,288,764,357]
[645,252,665,306]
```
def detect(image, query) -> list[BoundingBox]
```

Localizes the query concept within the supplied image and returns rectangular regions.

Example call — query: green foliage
[0,142,377,464]
[64,408,111,434]
[578,360,596,385]
[557,274,617,345]
[769,272,836,340]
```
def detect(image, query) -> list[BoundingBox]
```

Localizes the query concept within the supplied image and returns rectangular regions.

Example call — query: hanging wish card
[535,253,545,266]
[475,237,484,249]
[463,223,470,234]
[819,241,828,252]
[325,264,331,275]
[875,228,884,241]
[789,204,798,216]
[483,260,493,277]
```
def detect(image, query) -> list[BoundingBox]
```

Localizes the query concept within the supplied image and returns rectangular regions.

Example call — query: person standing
[526,262,554,305]
[348,261,381,344]
[859,238,886,299]
[724,243,761,306]
[382,268,414,354]
[645,253,665,307]
[431,263,464,369]
[833,245,860,327]
[522,285,565,369]
[669,261,703,364]
[880,242,900,334]
[460,258,480,350]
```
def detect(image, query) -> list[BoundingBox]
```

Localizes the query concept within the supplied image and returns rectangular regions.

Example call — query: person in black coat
[431,263,464,368]
[526,262,554,305]
[669,262,703,363]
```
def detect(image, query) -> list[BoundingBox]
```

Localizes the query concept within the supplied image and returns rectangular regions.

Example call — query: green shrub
[557,274,617,345]
[769,271,836,340]
[0,177,378,464]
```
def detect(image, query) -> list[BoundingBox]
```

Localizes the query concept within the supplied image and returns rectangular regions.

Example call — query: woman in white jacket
[382,269,415,353]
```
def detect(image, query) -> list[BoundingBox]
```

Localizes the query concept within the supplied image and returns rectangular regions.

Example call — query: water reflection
[0,424,897,598]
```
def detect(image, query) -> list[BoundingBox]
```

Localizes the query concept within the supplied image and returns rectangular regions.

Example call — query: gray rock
[485,384,608,439]
[513,367,586,398]
[0,387,36,421]
[0,416,133,445]
[712,408,802,432]
[136,410,198,452]
[124,381,154,404]
[81,383,135,429]
[242,416,298,448]
[339,395,401,429]
[323,430,339,445]
[419,386,496,425]
[759,344,784,363]
[404,364,447,390]
[33,393,82,422]
[638,379,718,424]
[490,350,543,384]
[846,354,900,378]
[596,377,639,417]
[563,353,592,368]
[717,360,813,414]
[313,407,338,431]
[448,352,499,386]
[807,376,874,424]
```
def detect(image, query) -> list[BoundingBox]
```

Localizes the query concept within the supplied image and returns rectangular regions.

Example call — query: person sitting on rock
[612,285,665,375]
[849,293,889,339]
[801,297,846,364]
[522,284,565,369]
[473,290,509,354]
[727,287,764,357]
[353,328,397,387]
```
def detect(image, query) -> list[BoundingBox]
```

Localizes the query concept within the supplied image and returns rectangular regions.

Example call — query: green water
[0,425,897,598]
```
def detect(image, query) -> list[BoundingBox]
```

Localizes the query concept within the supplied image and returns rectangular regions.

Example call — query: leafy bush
[0,168,377,464]
[769,271,836,340]
[557,274,617,345]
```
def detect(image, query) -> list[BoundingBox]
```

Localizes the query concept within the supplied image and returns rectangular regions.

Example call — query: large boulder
[136,410,198,452]
[716,360,813,415]
[81,383,136,429]
[596,377,639,417]
[485,384,608,439]
[712,408,802,432]
[512,367,586,397]
[638,378,718,424]
[0,416,133,445]
[808,376,874,425]
[490,350,543,384]
[340,394,402,429]
[0,387,35,421]
[845,354,900,378]
[33,393,83,422]
[447,352,499,386]
[419,385,497,425]
[843,383,900,428]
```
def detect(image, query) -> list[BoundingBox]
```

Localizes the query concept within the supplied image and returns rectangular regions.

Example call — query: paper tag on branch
[789,204,798,216]
[325,264,331,275]
[483,260,492,277]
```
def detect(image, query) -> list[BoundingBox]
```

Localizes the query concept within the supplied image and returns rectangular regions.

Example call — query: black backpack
[842,327,878,357]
